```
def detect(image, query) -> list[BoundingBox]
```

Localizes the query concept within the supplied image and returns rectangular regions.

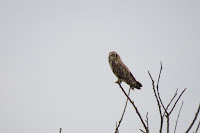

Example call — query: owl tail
[132,81,142,90]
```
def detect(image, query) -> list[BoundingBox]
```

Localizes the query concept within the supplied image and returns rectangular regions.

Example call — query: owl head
[109,51,121,61]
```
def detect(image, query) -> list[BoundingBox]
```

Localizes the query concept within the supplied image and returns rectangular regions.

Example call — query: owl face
[109,51,121,61]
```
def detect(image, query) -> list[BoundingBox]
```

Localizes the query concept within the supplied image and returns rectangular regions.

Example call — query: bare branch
[156,62,167,114]
[156,62,162,90]
[148,71,162,116]
[166,114,170,133]
[166,89,178,111]
[140,129,146,133]
[155,62,168,133]
[148,71,163,133]
[164,89,186,133]
[112,62,198,133]
[194,120,200,133]
[59,128,62,133]
[185,104,200,133]
[174,101,184,133]
[115,88,131,133]
[162,89,178,120]
[115,123,119,133]
[118,84,148,133]
[146,112,149,131]
[169,88,186,115]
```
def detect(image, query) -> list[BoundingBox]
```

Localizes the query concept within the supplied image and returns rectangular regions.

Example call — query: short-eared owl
[108,51,142,89]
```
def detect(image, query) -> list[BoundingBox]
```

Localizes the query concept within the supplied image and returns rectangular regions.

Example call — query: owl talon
[115,80,122,85]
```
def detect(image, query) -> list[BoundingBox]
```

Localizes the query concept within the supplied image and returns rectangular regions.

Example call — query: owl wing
[112,61,136,82]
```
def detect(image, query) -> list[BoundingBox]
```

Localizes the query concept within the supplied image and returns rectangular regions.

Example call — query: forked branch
[148,62,186,133]
[113,62,199,133]
[118,84,149,133]
[148,69,163,133]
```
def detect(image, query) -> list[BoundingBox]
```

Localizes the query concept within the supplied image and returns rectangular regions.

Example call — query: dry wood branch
[156,62,162,91]
[148,71,163,133]
[185,104,200,133]
[148,63,186,133]
[174,101,184,133]
[165,89,186,133]
[194,120,200,133]
[166,114,170,133]
[169,88,186,115]
[112,62,199,133]
[115,88,131,133]
[148,71,162,116]
[140,129,146,133]
[155,62,167,133]
[162,89,178,120]
[156,62,167,114]
[146,112,149,131]
[166,89,178,111]
[118,84,148,133]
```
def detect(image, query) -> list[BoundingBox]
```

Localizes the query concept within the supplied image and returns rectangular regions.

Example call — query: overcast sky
[0,0,200,133]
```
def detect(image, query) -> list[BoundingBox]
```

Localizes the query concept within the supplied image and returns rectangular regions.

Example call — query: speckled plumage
[108,51,142,90]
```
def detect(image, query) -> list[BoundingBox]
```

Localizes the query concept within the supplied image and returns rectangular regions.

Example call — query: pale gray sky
[0,1,200,133]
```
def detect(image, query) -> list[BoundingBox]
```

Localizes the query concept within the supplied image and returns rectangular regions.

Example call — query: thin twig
[156,62,165,110]
[169,88,186,115]
[166,89,178,111]
[162,89,178,119]
[115,88,131,133]
[155,62,167,133]
[118,84,148,133]
[140,129,146,133]
[148,71,163,133]
[161,89,178,133]
[194,120,200,133]
[174,101,184,133]
[148,71,162,117]
[146,112,149,131]
[185,104,200,133]
[166,89,186,133]
[156,62,167,113]
[115,123,119,133]
[156,62,162,91]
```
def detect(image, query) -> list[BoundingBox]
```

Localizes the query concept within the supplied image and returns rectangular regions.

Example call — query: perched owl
[108,51,142,90]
